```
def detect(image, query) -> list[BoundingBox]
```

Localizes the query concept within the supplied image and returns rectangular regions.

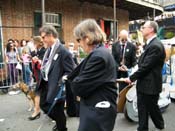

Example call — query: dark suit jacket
[31,47,46,60]
[37,47,46,60]
[130,37,166,95]
[112,41,137,69]
[71,45,117,104]
[69,45,117,131]
[32,47,46,90]
[39,40,74,103]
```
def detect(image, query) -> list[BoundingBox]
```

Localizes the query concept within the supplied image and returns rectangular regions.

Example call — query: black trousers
[117,70,128,92]
[137,93,164,131]
[39,80,67,131]
[65,81,79,117]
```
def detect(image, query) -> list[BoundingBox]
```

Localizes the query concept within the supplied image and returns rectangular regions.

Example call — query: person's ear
[85,37,91,45]
[85,37,89,42]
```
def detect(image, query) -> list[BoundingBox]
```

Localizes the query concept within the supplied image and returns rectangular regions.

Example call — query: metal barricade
[0,62,9,89]
[0,62,34,90]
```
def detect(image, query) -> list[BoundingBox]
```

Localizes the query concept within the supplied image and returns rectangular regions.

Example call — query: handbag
[16,62,22,70]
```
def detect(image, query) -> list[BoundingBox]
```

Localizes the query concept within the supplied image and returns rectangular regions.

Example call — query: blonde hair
[33,36,43,46]
[73,19,106,45]
[22,47,29,54]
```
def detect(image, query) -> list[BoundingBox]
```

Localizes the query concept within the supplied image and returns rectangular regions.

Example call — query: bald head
[120,30,128,37]
[119,30,129,43]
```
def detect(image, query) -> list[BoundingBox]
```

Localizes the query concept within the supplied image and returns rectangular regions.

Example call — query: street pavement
[0,91,175,131]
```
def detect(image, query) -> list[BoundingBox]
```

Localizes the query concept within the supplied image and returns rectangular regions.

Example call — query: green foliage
[79,47,87,58]
[131,33,137,40]
[165,31,175,39]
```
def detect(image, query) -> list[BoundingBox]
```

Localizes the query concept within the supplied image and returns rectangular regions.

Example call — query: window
[34,12,62,38]
[45,13,61,27]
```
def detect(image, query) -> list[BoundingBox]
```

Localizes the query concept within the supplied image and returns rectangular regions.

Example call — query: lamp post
[153,8,156,20]
[113,0,117,41]
[42,0,45,26]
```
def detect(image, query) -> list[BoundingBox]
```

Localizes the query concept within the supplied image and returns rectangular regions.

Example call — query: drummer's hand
[62,75,68,83]
[118,66,125,71]
[124,78,132,84]
[32,56,39,62]
[118,65,128,72]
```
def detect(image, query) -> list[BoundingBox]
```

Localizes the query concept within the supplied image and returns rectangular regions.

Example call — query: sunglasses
[41,34,46,39]
[141,26,152,30]
[69,45,74,47]
[121,39,127,42]
[76,38,81,43]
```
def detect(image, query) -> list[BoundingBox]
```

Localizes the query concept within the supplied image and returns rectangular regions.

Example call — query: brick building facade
[0,0,129,48]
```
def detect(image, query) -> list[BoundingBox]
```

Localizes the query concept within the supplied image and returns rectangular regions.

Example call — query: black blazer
[31,47,46,59]
[112,41,137,69]
[69,45,117,130]
[70,45,117,106]
[37,47,46,60]
[39,41,74,103]
[130,37,166,95]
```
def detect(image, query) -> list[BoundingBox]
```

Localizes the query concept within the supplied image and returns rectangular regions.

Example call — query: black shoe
[52,125,58,131]
[28,112,40,120]
[52,125,67,131]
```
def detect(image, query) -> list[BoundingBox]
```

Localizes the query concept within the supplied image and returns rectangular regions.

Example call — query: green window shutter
[58,13,62,39]
[58,13,62,27]
[34,12,42,35]
[0,30,3,63]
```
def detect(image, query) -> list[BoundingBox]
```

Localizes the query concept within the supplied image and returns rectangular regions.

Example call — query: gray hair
[146,21,159,33]
[73,19,106,45]
[39,25,58,38]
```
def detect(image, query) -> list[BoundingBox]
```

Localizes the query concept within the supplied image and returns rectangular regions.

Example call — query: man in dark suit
[112,30,137,92]
[124,21,166,131]
[38,25,74,131]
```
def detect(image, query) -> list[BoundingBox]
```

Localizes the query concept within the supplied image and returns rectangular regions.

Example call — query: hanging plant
[165,31,175,39]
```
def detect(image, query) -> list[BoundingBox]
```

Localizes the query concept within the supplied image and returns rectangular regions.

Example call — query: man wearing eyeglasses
[38,25,75,131]
[124,21,166,131]
[112,29,137,92]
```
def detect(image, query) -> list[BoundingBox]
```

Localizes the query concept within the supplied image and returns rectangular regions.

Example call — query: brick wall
[0,0,129,47]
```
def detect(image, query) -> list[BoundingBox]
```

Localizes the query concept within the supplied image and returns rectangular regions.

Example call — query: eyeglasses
[41,34,46,39]
[69,45,74,47]
[76,38,81,43]
[121,39,127,42]
[141,26,152,30]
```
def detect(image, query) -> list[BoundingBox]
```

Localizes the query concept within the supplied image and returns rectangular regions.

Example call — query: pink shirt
[21,54,30,64]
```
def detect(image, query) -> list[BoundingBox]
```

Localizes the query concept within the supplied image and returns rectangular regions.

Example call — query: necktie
[43,47,51,65]
[120,44,125,61]
[121,44,125,55]
[144,43,147,50]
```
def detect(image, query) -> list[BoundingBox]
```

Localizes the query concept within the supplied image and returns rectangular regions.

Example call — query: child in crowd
[21,47,32,86]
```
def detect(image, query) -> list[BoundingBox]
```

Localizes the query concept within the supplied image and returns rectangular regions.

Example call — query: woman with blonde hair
[28,36,46,120]
[69,19,118,131]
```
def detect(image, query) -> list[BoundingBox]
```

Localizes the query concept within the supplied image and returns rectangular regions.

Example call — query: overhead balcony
[162,0,175,11]
[79,0,164,20]
[162,0,175,7]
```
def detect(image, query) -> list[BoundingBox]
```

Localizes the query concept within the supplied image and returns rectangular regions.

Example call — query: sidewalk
[0,92,174,131]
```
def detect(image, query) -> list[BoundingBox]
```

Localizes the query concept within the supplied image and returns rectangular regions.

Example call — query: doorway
[0,10,3,62]
[99,19,118,41]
